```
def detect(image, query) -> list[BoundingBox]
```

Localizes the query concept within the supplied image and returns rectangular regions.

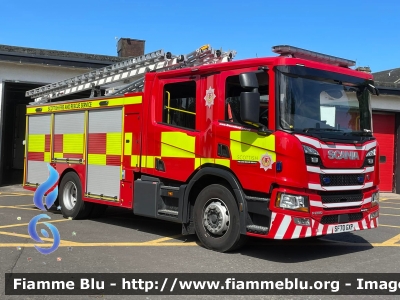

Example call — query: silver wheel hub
[63,181,78,210]
[203,200,230,235]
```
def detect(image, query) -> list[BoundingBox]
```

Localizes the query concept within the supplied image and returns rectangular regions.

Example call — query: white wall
[0,60,91,85]
[371,94,400,112]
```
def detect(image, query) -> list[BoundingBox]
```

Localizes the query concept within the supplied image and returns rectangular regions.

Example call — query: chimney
[117,38,145,57]
[356,66,372,73]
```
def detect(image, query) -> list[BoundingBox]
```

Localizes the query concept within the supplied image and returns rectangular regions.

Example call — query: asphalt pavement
[1,185,400,300]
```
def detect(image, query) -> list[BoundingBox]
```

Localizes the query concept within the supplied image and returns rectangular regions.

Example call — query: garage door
[373,113,395,192]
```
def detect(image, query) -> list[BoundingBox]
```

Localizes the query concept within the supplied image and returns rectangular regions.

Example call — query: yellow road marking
[380,206,400,210]
[380,233,400,246]
[0,205,38,211]
[142,235,182,244]
[0,241,399,248]
[0,219,69,229]
[0,231,80,245]
[13,204,36,207]
[379,224,400,229]
[0,242,197,247]
[380,213,400,217]
[0,192,34,196]
[381,202,400,205]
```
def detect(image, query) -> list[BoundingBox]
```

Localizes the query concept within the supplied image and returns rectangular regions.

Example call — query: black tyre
[59,172,93,219]
[194,184,246,252]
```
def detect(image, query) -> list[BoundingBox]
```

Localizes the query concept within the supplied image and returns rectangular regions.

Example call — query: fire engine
[23,44,380,252]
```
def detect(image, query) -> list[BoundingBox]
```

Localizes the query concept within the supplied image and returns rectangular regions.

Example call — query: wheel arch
[183,166,247,234]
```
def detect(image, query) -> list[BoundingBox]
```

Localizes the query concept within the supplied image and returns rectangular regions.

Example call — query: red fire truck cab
[24,45,380,252]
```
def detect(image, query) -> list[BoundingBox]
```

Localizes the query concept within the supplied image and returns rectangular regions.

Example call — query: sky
[0,0,399,73]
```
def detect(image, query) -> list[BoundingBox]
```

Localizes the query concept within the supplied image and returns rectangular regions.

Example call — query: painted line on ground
[380,206,400,210]
[142,235,183,244]
[381,202,400,205]
[0,231,80,245]
[0,241,398,248]
[0,219,69,229]
[380,233,400,246]
[0,205,38,211]
[380,213,400,217]
[379,224,400,229]
[0,192,34,196]
[0,242,197,248]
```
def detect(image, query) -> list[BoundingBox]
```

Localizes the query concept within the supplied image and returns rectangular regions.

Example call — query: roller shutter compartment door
[86,108,122,200]
[373,113,395,192]
[53,112,85,162]
[26,114,51,185]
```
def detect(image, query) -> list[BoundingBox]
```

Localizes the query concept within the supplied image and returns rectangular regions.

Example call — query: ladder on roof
[26,45,236,103]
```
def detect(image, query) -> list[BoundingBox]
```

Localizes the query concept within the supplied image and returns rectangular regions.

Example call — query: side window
[225,72,269,127]
[163,81,196,130]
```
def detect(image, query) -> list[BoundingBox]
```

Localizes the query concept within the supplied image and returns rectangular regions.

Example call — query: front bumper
[265,210,379,239]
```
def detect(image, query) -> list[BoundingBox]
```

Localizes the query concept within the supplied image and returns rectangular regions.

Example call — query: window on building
[225,72,269,127]
[163,81,196,130]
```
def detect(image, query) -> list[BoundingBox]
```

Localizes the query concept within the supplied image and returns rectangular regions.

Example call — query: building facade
[0,39,144,185]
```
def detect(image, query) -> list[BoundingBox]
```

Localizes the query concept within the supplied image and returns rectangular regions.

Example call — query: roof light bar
[272,45,356,68]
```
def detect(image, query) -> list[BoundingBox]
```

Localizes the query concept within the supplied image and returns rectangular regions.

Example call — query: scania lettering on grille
[327,150,359,160]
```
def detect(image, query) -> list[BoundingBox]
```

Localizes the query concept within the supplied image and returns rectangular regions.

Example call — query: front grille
[320,174,364,186]
[321,192,363,204]
[320,213,363,224]
[323,206,361,211]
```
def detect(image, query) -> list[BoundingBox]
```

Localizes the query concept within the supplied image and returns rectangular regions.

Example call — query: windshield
[277,66,373,136]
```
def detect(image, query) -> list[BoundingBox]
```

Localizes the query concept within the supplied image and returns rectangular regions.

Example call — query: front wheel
[59,172,93,219]
[194,184,246,252]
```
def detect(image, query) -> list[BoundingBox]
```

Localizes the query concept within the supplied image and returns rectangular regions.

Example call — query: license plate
[334,223,354,233]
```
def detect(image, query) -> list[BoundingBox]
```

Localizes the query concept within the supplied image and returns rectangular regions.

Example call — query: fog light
[370,211,379,219]
[293,217,311,226]
[372,192,379,207]
[367,158,374,165]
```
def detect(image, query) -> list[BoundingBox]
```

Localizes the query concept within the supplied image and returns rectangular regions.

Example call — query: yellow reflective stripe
[141,156,156,168]
[44,152,51,162]
[230,131,275,151]
[106,133,122,155]
[63,133,84,154]
[230,131,275,162]
[54,152,63,158]
[161,132,195,158]
[83,111,88,162]
[215,159,230,167]
[139,156,158,168]
[26,96,142,114]
[195,158,230,169]
[88,154,106,165]
[121,107,125,164]
[124,133,132,155]
[28,134,45,152]
[131,155,139,167]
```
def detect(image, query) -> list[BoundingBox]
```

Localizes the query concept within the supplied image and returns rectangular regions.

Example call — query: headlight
[366,148,376,157]
[303,145,319,156]
[372,192,379,207]
[276,193,309,212]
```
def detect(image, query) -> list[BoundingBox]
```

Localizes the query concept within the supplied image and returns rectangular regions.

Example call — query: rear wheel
[59,172,93,219]
[194,184,246,252]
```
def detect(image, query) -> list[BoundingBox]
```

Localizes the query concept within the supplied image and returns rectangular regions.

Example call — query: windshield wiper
[303,128,344,133]
[343,131,373,136]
